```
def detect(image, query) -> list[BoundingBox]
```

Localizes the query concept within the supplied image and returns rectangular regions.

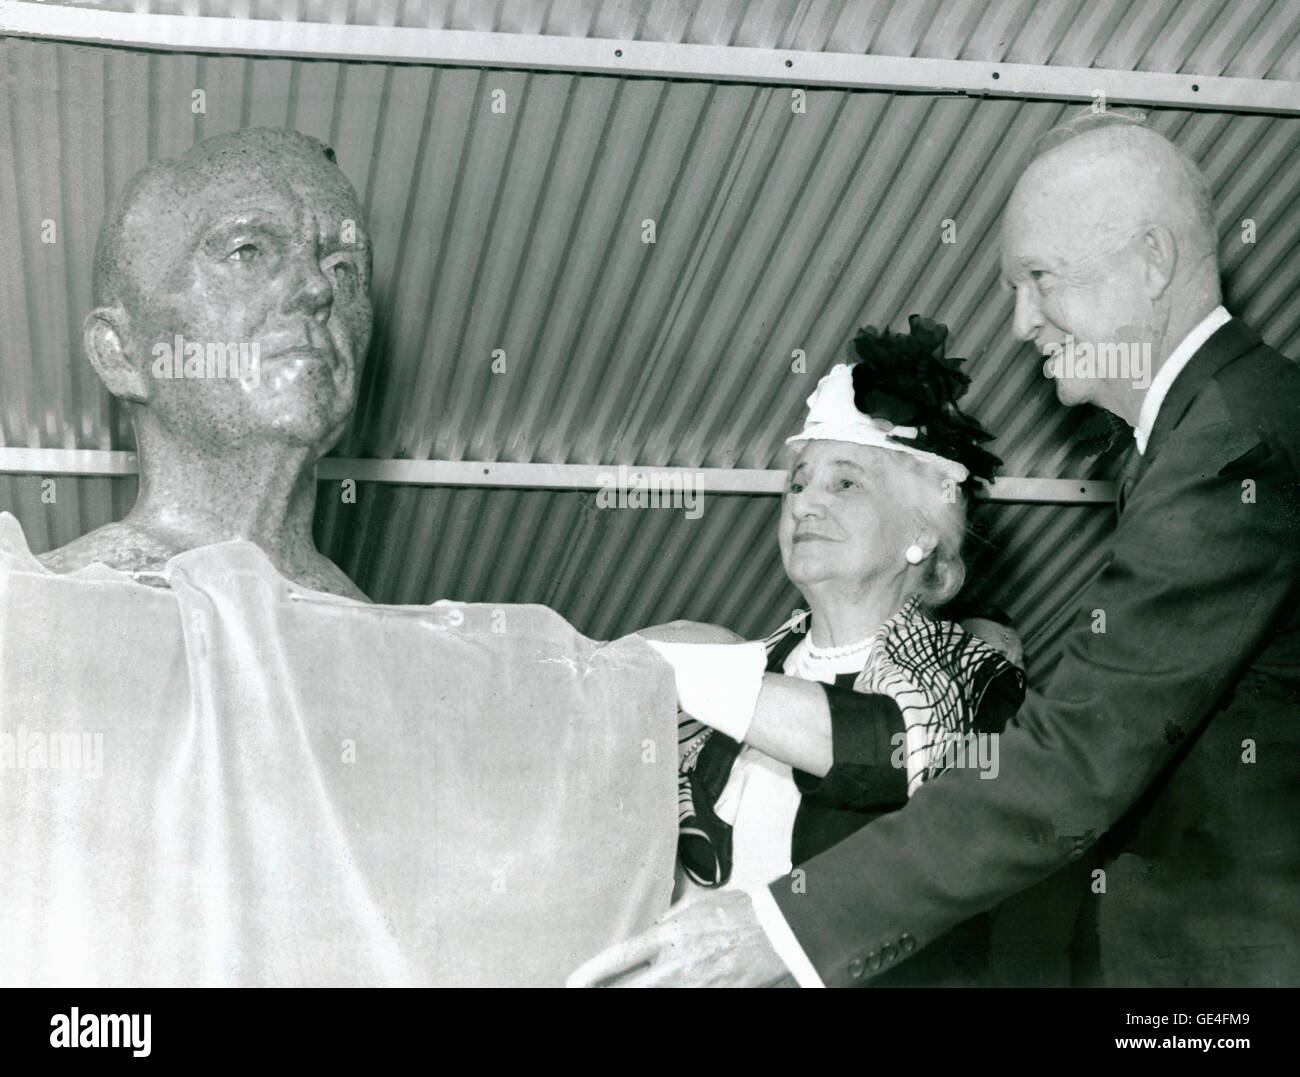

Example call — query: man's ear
[84,308,150,403]
[1140,223,1178,300]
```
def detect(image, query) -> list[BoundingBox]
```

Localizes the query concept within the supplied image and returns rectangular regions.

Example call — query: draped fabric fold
[0,513,676,986]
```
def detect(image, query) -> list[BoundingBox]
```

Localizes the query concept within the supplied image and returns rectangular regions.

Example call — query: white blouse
[714,633,871,889]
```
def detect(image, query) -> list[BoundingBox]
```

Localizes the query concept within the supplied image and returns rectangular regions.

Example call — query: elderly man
[572,111,1300,988]
[39,127,369,598]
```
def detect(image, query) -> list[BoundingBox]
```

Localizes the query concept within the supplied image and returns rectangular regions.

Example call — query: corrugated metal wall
[2,1,1298,680]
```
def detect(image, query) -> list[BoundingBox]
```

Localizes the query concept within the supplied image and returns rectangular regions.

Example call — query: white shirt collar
[1134,305,1231,454]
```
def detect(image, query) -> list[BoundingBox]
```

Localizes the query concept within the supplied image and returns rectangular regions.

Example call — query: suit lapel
[1143,319,1261,461]
[1120,318,1262,509]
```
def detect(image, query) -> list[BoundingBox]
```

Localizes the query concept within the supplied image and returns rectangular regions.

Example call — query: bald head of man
[87,126,372,455]
[999,113,1222,423]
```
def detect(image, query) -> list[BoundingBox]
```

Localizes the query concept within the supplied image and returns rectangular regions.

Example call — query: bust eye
[227,243,261,264]
[838,478,860,490]
[787,480,804,494]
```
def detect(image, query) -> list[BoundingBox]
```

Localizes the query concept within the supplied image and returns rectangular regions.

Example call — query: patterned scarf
[676,599,1025,887]
[851,597,1021,793]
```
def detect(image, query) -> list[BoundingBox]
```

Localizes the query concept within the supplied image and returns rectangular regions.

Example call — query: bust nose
[281,250,333,324]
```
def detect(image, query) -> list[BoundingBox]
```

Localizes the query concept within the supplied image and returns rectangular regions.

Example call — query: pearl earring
[905,544,925,565]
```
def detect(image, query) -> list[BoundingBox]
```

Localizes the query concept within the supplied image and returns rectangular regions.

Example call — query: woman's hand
[636,620,744,645]
[637,624,833,773]
[637,623,764,742]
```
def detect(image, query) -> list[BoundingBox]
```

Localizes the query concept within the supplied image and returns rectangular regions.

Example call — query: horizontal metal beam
[2,3,1296,115]
[0,448,142,476]
[0,449,1115,503]
[980,476,1116,504]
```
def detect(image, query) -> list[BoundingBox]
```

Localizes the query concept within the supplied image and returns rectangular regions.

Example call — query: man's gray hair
[1026,107,1219,265]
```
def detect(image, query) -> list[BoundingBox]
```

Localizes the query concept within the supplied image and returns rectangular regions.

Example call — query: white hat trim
[786,420,970,483]
[786,363,970,484]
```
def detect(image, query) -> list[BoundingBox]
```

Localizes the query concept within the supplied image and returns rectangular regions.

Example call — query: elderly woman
[570,316,1024,987]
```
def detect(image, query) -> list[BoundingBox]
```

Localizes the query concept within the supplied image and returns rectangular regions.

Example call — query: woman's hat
[787,315,1000,493]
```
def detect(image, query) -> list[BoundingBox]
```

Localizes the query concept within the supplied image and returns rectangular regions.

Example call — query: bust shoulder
[38,521,177,582]
[37,523,369,602]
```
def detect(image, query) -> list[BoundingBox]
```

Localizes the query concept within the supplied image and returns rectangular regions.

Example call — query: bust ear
[84,308,150,403]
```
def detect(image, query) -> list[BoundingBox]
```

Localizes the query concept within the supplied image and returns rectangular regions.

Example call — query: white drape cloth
[0,513,676,986]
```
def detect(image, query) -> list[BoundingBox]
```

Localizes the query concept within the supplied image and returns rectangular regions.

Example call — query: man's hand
[566,889,794,988]
[636,620,744,645]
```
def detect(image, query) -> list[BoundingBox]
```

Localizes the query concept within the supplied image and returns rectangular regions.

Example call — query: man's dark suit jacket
[771,318,1300,987]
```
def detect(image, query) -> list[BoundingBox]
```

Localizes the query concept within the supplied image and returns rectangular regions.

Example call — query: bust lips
[257,344,347,394]
[261,344,336,366]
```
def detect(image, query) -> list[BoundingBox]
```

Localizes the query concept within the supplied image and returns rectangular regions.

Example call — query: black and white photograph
[0,0,1296,1055]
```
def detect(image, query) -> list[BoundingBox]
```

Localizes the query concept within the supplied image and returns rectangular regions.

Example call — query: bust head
[41,128,373,598]
[87,127,372,458]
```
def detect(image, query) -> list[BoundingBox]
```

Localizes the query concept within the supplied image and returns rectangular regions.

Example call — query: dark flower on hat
[849,314,1001,493]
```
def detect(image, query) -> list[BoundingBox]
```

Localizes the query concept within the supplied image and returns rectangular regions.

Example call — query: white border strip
[0,449,1115,503]
[1,3,1296,114]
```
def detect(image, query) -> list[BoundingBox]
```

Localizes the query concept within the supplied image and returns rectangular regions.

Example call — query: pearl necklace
[803,633,877,660]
